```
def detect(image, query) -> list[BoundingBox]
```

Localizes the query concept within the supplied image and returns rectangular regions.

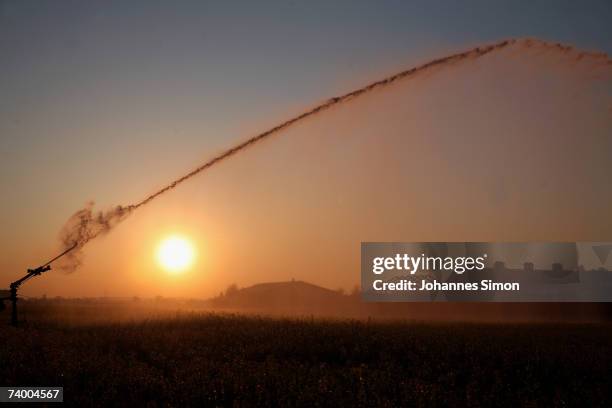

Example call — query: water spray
[3,37,608,298]
[1,243,77,326]
[56,37,610,273]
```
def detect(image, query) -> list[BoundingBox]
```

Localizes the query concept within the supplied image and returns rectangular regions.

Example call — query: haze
[1,1,611,298]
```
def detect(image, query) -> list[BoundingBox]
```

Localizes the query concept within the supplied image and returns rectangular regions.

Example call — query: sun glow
[156,236,195,273]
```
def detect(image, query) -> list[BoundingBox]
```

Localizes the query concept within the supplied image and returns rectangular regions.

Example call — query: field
[1,303,611,406]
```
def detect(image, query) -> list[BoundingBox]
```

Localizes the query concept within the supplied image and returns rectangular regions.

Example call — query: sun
[156,236,195,273]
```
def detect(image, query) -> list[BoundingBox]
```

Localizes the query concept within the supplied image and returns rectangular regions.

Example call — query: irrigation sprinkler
[1,243,77,327]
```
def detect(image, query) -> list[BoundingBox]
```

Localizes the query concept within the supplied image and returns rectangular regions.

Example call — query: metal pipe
[8,242,78,327]
[10,287,17,327]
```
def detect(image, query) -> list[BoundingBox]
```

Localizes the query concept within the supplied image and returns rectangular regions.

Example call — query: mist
[55,38,611,280]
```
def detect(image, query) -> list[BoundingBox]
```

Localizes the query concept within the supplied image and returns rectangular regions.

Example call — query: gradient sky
[1,1,611,298]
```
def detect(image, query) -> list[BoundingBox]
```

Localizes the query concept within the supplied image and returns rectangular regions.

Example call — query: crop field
[1,305,611,406]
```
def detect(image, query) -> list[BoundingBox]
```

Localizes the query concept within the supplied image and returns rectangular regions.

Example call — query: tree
[225,283,239,297]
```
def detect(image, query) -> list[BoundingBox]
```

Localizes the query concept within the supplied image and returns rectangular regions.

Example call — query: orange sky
[1,45,611,298]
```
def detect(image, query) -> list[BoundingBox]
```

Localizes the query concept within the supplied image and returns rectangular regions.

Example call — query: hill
[207,280,356,315]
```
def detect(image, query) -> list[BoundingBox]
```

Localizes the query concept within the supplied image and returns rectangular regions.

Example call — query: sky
[1,1,611,298]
